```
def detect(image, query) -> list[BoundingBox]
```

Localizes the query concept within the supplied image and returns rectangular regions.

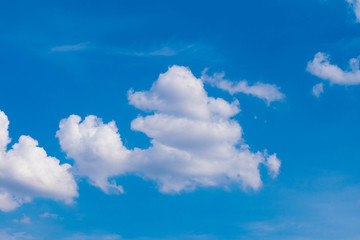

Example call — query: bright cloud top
[307,52,360,86]
[57,66,281,194]
[347,0,360,22]
[0,111,78,212]
[201,70,285,105]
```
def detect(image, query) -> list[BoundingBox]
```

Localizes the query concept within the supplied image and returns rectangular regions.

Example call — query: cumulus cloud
[312,82,324,98]
[347,0,360,22]
[201,70,285,105]
[0,111,78,212]
[57,66,280,194]
[307,52,360,86]
[56,115,130,194]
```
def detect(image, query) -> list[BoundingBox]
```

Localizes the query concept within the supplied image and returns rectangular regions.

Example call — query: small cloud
[14,215,31,224]
[265,153,281,178]
[201,69,285,105]
[307,52,360,85]
[312,82,324,98]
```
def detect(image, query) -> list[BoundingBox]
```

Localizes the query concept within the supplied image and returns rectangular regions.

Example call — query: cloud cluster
[201,70,285,105]
[0,111,78,212]
[307,52,360,96]
[307,52,360,85]
[347,0,360,22]
[57,66,280,194]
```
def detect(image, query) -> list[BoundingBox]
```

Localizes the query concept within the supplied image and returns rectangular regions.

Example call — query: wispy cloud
[108,43,198,57]
[0,229,34,240]
[40,212,60,220]
[312,82,324,98]
[50,42,89,52]
[13,215,31,224]
[49,42,199,58]
[201,69,285,105]
[347,0,360,22]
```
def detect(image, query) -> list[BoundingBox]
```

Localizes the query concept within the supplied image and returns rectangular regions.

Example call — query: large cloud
[0,111,78,212]
[57,66,280,194]
[201,70,285,105]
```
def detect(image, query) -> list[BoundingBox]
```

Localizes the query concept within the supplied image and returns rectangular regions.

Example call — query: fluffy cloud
[307,52,360,86]
[201,70,285,105]
[264,153,281,178]
[56,115,130,194]
[57,66,280,194]
[347,0,360,22]
[312,82,324,98]
[0,111,78,212]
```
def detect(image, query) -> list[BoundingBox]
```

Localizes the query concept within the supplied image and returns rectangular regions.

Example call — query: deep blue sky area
[1,0,360,239]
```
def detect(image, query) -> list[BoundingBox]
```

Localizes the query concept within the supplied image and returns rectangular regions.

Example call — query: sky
[1,0,360,239]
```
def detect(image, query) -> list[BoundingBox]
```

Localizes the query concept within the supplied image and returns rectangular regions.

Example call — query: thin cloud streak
[201,70,285,105]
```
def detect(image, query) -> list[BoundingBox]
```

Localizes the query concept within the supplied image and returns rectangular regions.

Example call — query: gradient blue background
[1,0,360,239]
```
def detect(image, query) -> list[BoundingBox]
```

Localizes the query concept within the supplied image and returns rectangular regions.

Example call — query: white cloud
[347,0,360,22]
[0,111,78,212]
[264,153,281,178]
[307,52,360,85]
[56,115,130,194]
[57,66,280,194]
[201,70,285,105]
[312,82,324,98]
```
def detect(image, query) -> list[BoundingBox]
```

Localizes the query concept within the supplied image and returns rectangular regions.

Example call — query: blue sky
[1,0,360,239]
